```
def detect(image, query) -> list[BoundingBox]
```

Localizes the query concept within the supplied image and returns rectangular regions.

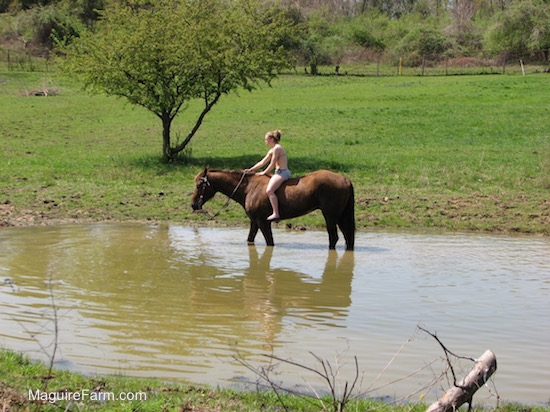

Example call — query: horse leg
[247,221,259,244]
[338,214,355,251]
[338,221,355,251]
[258,221,275,247]
[338,186,356,251]
[323,214,339,249]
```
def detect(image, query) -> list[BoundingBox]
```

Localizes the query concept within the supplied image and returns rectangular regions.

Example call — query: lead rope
[207,171,247,219]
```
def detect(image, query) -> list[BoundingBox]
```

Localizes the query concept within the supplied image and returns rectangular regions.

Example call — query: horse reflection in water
[242,246,355,343]
[191,168,355,250]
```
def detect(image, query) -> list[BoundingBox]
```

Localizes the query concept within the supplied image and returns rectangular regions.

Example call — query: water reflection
[0,224,549,405]
[243,247,354,336]
[0,225,355,377]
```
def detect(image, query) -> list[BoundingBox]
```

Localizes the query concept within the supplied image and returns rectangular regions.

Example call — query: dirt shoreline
[3,200,549,238]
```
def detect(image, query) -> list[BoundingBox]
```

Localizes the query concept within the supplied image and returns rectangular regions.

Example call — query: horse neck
[210,171,246,202]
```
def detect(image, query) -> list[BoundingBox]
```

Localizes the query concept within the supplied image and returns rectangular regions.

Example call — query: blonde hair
[266,129,282,143]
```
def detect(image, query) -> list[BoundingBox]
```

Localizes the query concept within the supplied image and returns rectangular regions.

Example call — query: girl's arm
[246,150,272,173]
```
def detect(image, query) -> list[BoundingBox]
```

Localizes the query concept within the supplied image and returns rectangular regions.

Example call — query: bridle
[196,171,247,219]
[196,175,210,207]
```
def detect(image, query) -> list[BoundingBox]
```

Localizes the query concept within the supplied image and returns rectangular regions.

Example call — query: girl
[245,130,290,221]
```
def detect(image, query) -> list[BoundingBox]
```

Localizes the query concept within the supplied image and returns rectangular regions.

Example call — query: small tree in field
[62,0,294,162]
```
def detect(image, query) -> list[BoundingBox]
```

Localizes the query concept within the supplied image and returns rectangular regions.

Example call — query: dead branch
[426,349,497,412]
[419,325,498,412]
[233,351,361,412]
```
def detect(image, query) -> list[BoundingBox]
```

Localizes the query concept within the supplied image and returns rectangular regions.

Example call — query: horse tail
[339,180,355,251]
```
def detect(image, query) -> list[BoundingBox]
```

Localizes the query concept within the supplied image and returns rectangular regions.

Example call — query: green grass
[1,69,549,233]
[0,348,418,412]
[2,348,549,411]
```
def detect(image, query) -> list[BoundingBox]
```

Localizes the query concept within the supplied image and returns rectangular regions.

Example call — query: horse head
[191,167,216,211]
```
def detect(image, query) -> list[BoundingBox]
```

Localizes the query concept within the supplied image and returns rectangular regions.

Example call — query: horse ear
[203,166,209,175]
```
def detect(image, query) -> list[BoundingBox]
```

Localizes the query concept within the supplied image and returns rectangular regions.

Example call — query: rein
[200,171,247,219]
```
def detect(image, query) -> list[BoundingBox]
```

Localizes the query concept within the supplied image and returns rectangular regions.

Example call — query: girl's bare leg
[266,175,284,220]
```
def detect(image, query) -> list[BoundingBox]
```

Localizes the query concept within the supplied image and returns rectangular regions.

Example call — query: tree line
[2,0,549,71]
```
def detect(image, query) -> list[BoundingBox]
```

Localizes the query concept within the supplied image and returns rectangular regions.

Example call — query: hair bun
[269,129,282,142]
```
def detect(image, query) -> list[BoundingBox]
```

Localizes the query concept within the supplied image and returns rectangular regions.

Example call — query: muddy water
[1,224,549,405]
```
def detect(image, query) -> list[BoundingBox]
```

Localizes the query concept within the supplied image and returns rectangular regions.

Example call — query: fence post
[520,59,525,75]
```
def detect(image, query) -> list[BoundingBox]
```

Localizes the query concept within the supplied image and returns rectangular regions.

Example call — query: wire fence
[0,48,52,72]
[1,46,549,77]
[306,61,550,77]
[304,48,550,76]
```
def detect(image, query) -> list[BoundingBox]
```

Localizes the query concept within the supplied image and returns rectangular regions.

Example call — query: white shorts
[275,169,291,180]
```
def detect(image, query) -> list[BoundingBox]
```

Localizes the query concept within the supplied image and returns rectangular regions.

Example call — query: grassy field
[1,68,549,234]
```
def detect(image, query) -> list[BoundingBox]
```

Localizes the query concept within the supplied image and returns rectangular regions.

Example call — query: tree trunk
[426,349,497,412]
[310,59,318,76]
[421,55,426,76]
[161,114,173,163]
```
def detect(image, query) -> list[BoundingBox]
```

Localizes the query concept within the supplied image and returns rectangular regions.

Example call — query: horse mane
[207,169,274,178]
[207,169,244,174]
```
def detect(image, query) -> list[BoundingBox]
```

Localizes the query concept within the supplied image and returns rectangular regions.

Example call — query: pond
[1,224,549,406]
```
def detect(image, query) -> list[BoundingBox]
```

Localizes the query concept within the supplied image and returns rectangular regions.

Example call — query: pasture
[1,69,549,233]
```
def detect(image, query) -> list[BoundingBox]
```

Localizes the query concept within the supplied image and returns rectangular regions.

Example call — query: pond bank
[2,348,549,412]
[0,348,419,412]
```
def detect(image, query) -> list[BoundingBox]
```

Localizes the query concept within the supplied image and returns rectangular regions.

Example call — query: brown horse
[191,167,355,250]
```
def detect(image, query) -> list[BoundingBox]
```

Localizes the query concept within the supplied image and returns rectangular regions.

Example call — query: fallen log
[427,349,497,412]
